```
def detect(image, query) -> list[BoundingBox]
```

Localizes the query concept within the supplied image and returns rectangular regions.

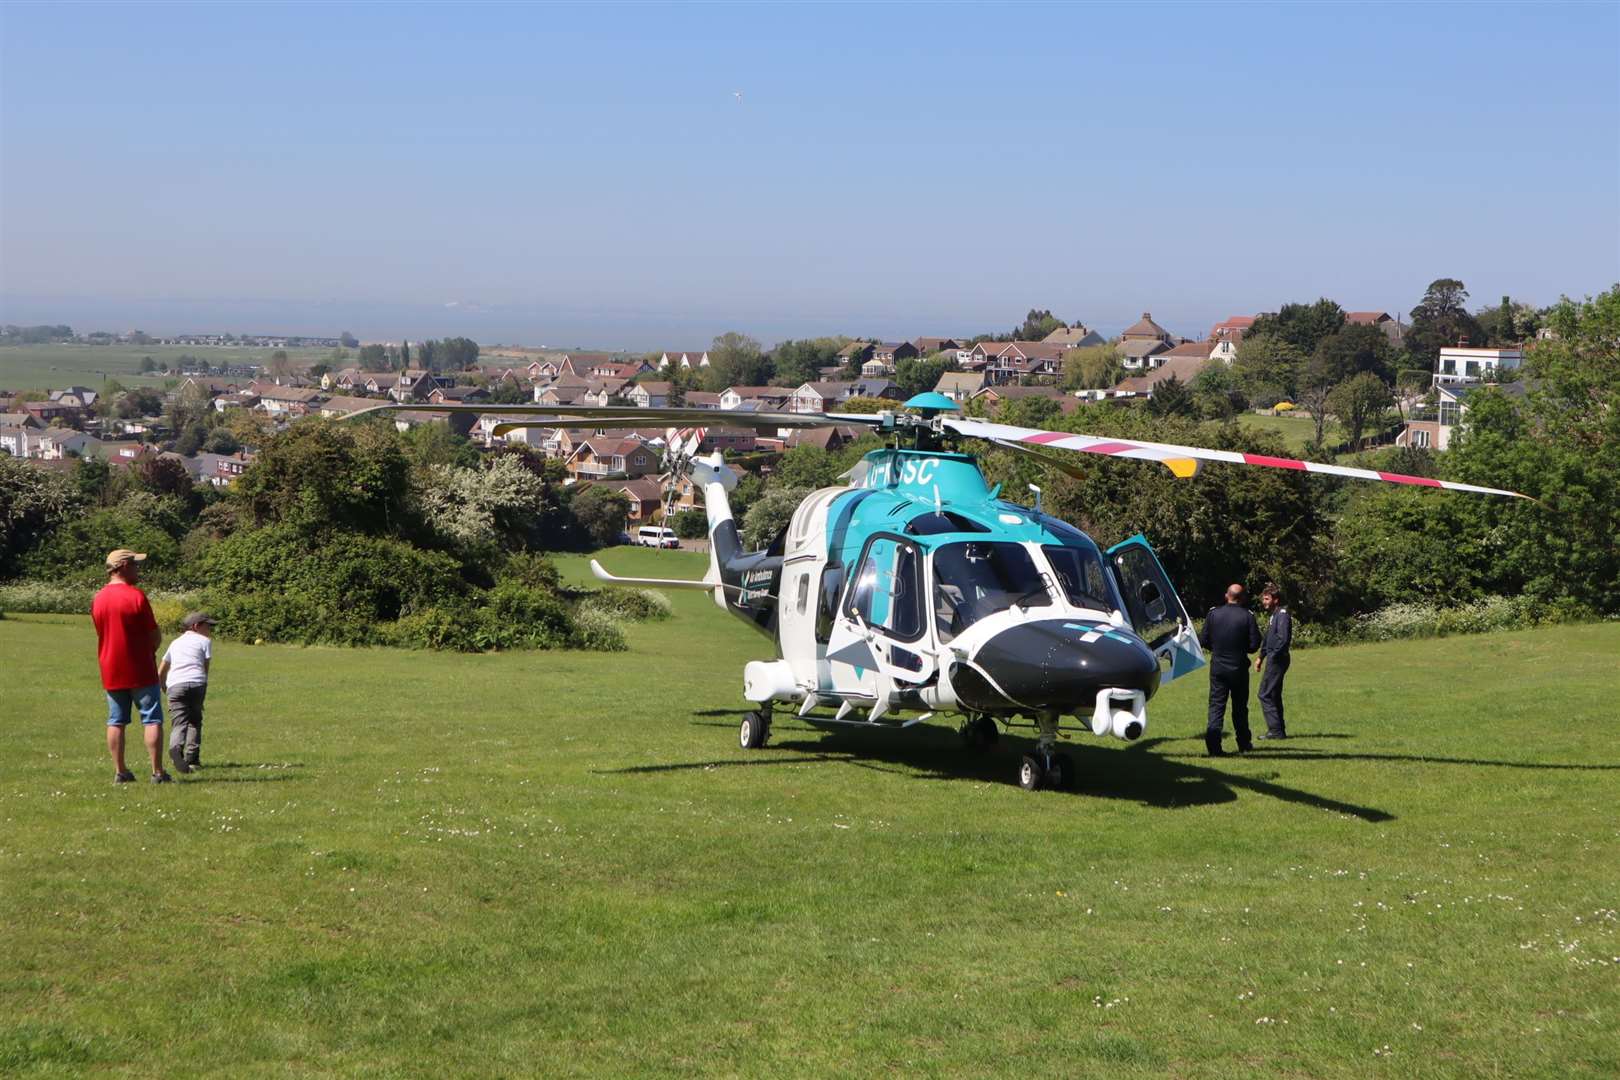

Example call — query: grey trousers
[1258,656,1288,736]
[168,684,206,766]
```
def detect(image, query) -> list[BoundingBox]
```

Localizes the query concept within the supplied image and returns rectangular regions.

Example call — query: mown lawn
[1236,411,1329,453]
[2,549,1616,1078]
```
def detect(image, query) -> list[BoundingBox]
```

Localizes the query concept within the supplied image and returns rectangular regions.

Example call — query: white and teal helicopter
[355,393,1526,791]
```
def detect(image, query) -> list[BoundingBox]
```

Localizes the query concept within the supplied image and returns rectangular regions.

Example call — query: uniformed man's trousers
[1207,666,1251,751]
[1259,655,1288,736]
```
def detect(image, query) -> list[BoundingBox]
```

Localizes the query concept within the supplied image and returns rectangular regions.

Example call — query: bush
[387,582,625,652]
[568,605,628,651]
[0,582,198,628]
[671,508,708,540]
[20,508,182,587]
[577,587,672,621]
[1292,595,1597,648]
[499,551,562,591]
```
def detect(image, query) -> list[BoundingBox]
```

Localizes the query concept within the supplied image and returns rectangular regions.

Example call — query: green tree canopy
[1407,278,1484,365]
[1249,299,1345,356]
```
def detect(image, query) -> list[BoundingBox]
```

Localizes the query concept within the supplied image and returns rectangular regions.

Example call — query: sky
[2,1,1617,349]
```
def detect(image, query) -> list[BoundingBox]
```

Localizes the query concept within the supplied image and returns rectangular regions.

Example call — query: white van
[636,526,680,549]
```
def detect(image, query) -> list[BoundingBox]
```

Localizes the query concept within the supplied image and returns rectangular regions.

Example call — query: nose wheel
[739,709,771,749]
[1017,712,1074,791]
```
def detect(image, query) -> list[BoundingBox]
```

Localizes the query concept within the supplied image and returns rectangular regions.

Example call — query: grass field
[3,549,1616,1077]
[0,345,330,394]
[1236,412,1331,453]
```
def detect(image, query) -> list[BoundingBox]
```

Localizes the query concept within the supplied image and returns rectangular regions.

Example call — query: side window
[1111,545,1180,649]
[816,565,845,643]
[845,536,923,640]
[795,573,810,615]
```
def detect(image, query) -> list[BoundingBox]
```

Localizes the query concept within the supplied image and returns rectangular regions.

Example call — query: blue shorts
[107,685,164,727]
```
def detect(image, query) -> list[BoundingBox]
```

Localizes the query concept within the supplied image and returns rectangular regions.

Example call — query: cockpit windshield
[1042,544,1118,614]
[933,541,1051,641]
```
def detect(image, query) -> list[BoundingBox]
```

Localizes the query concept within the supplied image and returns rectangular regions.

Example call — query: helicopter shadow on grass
[611,723,1396,822]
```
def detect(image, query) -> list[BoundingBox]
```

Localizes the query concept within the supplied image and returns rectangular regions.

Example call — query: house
[836,341,875,366]
[1208,315,1256,341]
[784,425,864,452]
[0,411,42,431]
[912,337,960,356]
[1397,380,1528,452]
[625,381,672,408]
[474,413,542,448]
[1118,312,1175,371]
[615,477,667,522]
[683,391,722,409]
[1114,354,1210,396]
[390,369,446,402]
[0,426,39,457]
[426,385,490,405]
[1345,311,1408,348]
[850,379,902,402]
[49,386,99,409]
[720,386,791,411]
[1434,344,1522,387]
[861,341,918,377]
[213,391,262,412]
[23,400,84,426]
[534,375,597,406]
[697,427,759,454]
[1157,341,1212,365]
[970,341,1070,384]
[789,381,858,414]
[35,430,105,459]
[250,382,323,417]
[934,371,986,402]
[526,358,563,381]
[966,384,1080,416]
[1041,325,1105,349]
[561,355,650,381]
[565,436,660,481]
[318,395,379,418]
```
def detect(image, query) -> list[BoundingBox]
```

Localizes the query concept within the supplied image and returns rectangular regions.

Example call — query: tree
[417,456,552,553]
[1407,278,1484,366]
[1231,334,1304,406]
[893,353,958,398]
[838,396,891,414]
[1327,372,1393,450]
[703,331,770,391]
[139,356,157,373]
[1475,295,1541,346]
[1189,362,1247,420]
[1294,356,1337,449]
[73,455,112,504]
[1013,308,1066,341]
[1312,322,1397,386]
[1249,299,1345,356]
[770,337,847,387]
[569,486,631,548]
[203,428,241,455]
[358,344,391,371]
[0,455,82,575]
[771,446,841,490]
[1146,374,1194,418]
[340,331,359,348]
[741,487,808,548]
[232,419,412,533]
[671,508,708,539]
[1063,343,1122,390]
[116,387,165,418]
[267,350,294,379]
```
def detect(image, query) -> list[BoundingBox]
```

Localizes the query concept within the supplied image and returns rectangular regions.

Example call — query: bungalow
[318,395,378,418]
[35,430,105,459]
[720,386,791,411]
[1114,354,1209,396]
[250,383,323,417]
[683,391,722,409]
[1121,311,1174,345]
[0,411,42,430]
[1119,337,1172,371]
[1041,325,1105,349]
[912,337,960,356]
[426,384,490,405]
[933,371,986,402]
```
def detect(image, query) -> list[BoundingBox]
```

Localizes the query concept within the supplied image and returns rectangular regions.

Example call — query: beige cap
[105,549,148,570]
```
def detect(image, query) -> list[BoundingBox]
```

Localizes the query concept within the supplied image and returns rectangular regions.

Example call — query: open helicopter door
[825,534,937,721]
[1105,534,1206,685]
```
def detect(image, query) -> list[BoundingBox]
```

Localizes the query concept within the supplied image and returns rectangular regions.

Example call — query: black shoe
[1236,743,1253,754]
[1259,732,1287,740]
[152,772,174,784]
[1205,739,1227,757]
[114,770,136,784]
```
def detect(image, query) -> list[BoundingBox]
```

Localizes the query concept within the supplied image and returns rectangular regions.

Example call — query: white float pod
[744,659,803,704]
[1091,688,1147,740]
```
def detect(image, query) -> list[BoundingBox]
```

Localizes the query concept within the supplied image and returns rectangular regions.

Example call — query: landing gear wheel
[960,715,1000,751]
[739,710,770,750]
[1018,754,1045,792]
[1049,752,1076,791]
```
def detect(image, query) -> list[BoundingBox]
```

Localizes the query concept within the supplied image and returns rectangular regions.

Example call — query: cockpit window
[1042,545,1117,613]
[933,541,1051,641]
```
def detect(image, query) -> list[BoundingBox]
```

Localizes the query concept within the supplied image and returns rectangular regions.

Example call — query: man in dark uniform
[1256,582,1292,739]
[1197,583,1261,756]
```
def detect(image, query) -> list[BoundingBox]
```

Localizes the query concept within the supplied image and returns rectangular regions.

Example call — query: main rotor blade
[342,401,881,432]
[947,417,1531,500]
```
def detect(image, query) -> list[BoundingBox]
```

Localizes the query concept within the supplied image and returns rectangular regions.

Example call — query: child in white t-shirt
[159,612,215,775]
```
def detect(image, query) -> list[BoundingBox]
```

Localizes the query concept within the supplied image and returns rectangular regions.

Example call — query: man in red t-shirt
[91,549,171,783]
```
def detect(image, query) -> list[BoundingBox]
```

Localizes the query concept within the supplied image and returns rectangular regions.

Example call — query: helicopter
[351,393,1527,791]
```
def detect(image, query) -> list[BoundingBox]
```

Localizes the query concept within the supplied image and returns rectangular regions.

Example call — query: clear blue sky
[2,1,1616,348]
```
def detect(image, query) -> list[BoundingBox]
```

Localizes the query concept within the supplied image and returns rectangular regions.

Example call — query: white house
[1435,345,1522,387]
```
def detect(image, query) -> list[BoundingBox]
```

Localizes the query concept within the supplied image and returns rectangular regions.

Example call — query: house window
[1412,429,1430,449]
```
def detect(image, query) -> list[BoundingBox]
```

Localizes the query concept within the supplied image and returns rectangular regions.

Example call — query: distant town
[0,286,1542,523]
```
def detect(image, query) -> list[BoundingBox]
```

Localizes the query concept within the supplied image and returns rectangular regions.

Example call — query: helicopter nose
[952,620,1160,713]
